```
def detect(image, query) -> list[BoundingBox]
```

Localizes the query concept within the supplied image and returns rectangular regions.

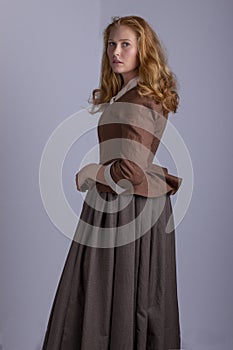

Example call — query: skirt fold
[42,189,180,350]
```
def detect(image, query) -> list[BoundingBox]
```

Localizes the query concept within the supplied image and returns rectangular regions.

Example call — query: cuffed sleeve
[109,159,145,187]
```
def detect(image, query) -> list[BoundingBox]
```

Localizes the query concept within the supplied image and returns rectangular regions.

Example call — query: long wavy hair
[91,15,179,114]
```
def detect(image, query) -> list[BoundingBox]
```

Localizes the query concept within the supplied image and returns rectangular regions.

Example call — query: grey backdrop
[1,1,233,349]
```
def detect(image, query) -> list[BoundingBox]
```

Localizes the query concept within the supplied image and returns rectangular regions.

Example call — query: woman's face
[107,25,139,85]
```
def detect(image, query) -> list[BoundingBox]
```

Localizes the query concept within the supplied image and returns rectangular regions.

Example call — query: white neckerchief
[109,76,140,104]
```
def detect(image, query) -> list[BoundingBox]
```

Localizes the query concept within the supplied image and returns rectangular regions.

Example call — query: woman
[42,15,182,350]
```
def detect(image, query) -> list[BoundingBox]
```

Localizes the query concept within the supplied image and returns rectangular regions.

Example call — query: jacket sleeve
[99,121,156,193]
[77,102,168,193]
[102,103,168,193]
[103,158,145,194]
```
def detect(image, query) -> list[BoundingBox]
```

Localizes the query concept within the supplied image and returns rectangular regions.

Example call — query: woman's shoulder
[116,86,165,116]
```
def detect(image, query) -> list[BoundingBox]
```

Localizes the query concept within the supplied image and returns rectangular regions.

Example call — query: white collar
[110,76,139,104]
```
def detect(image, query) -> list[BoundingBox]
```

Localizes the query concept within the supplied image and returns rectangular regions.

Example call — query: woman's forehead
[108,25,137,40]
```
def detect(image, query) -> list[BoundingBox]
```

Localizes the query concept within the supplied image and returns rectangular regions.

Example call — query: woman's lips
[113,59,123,64]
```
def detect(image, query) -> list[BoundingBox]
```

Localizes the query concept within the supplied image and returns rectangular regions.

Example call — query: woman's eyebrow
[108,38,132,42]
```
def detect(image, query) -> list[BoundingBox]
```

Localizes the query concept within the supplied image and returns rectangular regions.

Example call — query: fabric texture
[42,190,180,350]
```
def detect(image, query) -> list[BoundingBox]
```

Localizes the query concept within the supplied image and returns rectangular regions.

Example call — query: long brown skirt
[42,187,181,350]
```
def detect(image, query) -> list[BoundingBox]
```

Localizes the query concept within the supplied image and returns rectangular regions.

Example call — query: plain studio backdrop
[1,1,233,349]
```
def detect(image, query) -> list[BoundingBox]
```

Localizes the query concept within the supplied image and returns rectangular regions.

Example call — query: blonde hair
[91,15,179,114]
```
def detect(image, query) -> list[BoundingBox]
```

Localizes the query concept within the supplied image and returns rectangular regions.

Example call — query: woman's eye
[108,42,115,47]
[122,42,130,47]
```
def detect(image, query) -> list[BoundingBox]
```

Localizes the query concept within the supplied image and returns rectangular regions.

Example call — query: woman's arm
[76,102,168,193]
[76,157,145,193]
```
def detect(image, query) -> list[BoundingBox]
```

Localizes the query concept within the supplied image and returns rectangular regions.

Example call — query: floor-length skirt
[42,186,181,350]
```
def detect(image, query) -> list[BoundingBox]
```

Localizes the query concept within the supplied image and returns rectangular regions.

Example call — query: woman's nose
[113,44,121,56]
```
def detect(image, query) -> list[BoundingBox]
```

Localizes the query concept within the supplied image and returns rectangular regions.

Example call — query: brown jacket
[92,86,182,197]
